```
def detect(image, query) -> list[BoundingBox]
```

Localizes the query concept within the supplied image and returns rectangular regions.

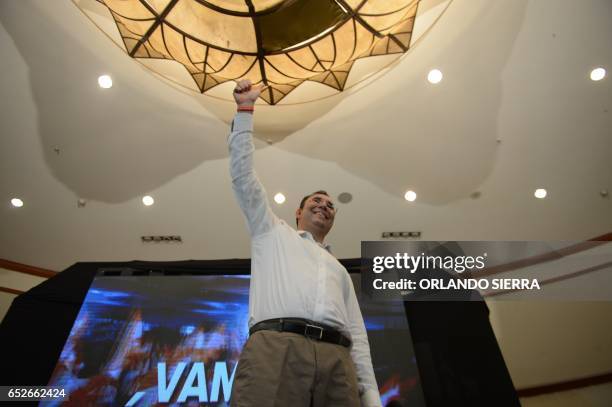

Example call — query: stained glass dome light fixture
[88,0,423,104]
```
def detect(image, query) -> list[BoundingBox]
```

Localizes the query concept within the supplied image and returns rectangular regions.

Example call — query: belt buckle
[304,324,324,340]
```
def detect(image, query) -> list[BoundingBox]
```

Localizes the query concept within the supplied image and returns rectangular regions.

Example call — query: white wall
[520,382,612,407]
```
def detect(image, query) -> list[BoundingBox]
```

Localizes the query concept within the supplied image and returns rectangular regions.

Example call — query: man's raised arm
[228,79,276,237]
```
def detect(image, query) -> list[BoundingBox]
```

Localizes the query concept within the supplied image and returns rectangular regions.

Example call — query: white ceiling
[0,0,611,271]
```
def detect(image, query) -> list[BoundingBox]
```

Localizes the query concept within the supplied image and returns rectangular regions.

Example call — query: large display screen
[43,275,424,406]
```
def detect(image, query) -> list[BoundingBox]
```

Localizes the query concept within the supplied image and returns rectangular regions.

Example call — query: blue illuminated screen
[43,275,424,406]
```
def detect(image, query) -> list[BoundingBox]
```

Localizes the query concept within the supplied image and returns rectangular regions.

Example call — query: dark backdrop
[0,259,518,406]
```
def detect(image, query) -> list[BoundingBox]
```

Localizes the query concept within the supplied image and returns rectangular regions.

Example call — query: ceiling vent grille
[141,235,183,243]
[381,231,421,239]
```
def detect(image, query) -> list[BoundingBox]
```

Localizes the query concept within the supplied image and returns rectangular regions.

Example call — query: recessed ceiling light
[404,190,417,202]
[338,192,353,204]
[142,195,154,206]
[427,69,443,84]
[274,193,286,204]
[590,67,606,81]
[11,198,24,208]
[98,74,113,89]
[534,188,547,199]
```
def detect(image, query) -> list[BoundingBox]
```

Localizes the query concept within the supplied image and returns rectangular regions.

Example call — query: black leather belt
[249,318,352,348]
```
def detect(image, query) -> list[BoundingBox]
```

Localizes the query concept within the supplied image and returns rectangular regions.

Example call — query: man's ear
[296,207,303,226]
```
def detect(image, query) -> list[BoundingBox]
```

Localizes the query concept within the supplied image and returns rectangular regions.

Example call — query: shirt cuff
[234,112,253,131]
[228,112,254,144]
[360,388,382,407]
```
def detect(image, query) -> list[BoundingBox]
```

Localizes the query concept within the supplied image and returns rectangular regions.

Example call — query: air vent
[97,268,164,276]
[141,235,183,243]
[381,231,421,239]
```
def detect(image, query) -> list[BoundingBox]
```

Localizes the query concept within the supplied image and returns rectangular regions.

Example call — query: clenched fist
[233,79,265,107]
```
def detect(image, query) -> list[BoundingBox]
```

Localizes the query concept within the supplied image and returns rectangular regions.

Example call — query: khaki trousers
[230,330,360,407]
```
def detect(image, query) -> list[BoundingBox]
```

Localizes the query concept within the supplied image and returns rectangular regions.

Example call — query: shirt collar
[298,230,332,253]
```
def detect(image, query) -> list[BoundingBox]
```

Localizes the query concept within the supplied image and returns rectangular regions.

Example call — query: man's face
[296,194,336,235]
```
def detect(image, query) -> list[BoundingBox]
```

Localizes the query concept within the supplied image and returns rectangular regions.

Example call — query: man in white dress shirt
[228,79,382,407]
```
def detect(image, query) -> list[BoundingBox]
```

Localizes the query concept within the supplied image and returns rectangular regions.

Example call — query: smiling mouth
[313,211,329,220]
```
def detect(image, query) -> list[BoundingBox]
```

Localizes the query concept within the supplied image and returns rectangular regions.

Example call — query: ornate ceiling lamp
[80,0,443,104]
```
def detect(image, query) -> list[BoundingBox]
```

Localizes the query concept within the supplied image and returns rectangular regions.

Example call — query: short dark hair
[296,190,329,227]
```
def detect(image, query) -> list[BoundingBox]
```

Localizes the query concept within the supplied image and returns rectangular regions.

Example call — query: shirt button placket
[313,251,326,322]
